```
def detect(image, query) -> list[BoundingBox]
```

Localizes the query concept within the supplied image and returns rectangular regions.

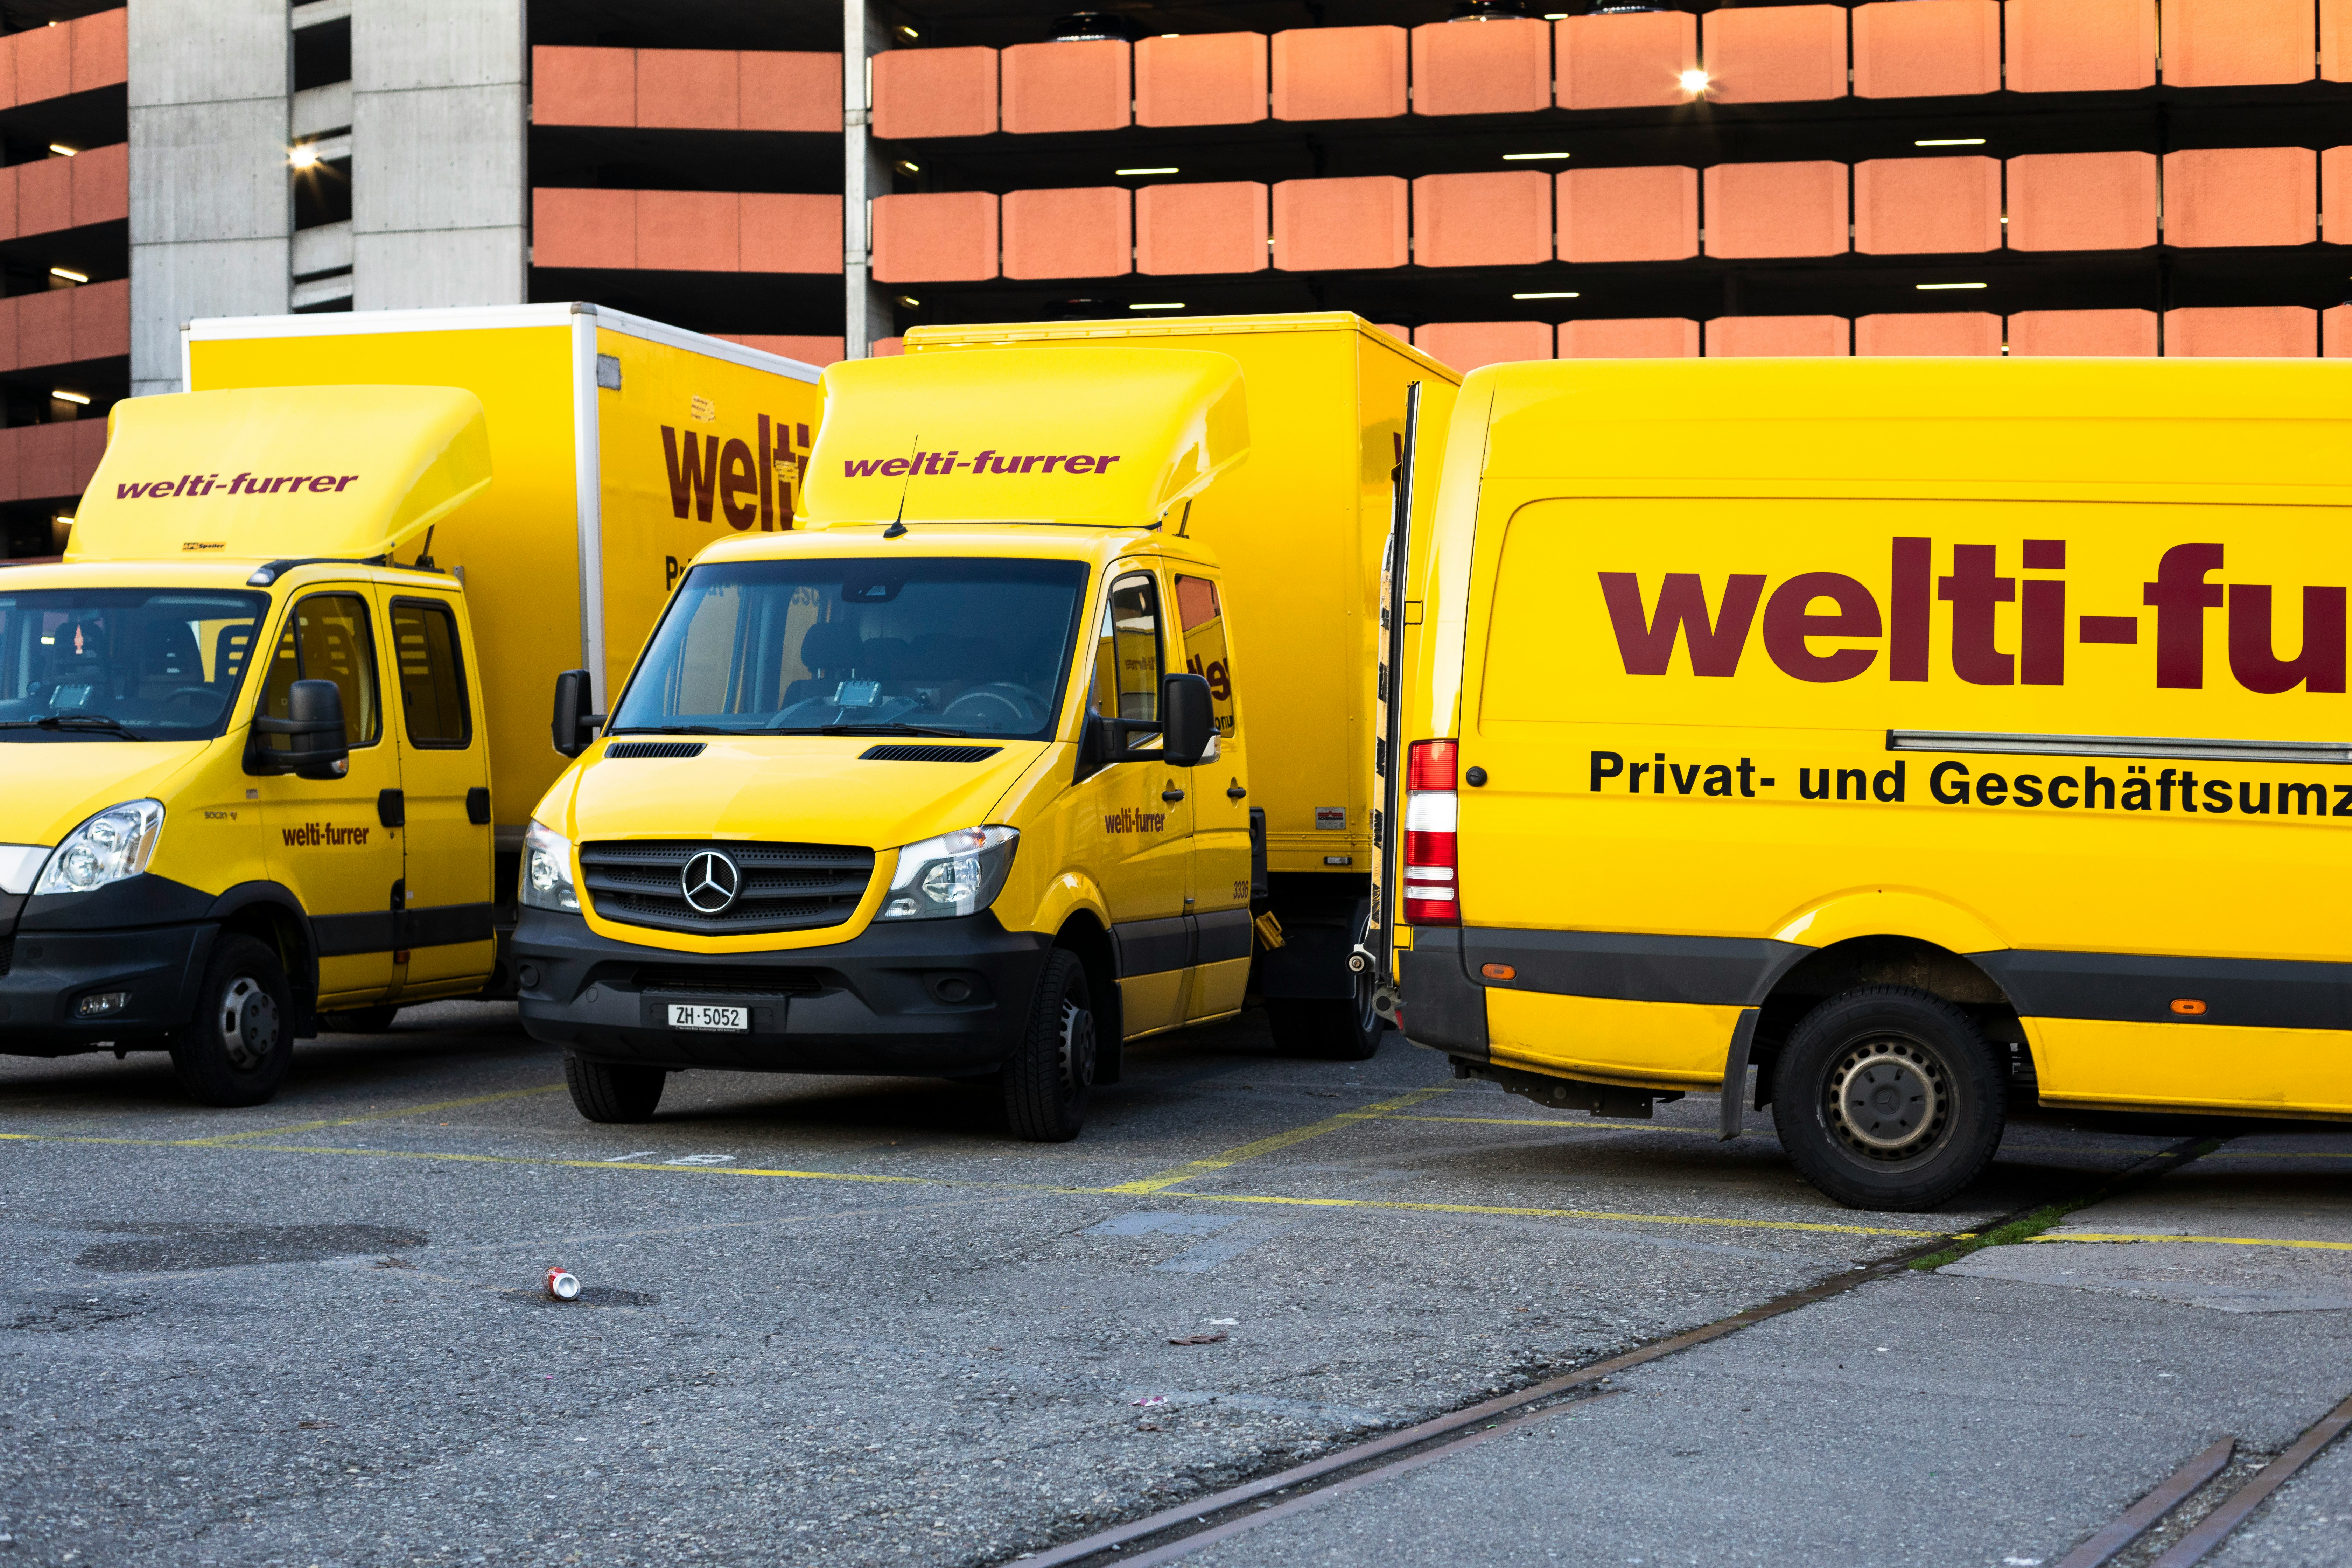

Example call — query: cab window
[1089,573,1162,725]
[258,592,382,753]
[390,598,470,747]
[1174,574,1236,737]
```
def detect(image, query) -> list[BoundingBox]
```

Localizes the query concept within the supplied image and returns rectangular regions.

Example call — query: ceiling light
[1679,69,1710,94]
[48,266,86,284]
[288,143,321,169]
[1917,282,1987,291]
[1130,303,1184,311]
[47,142,75,157]
[1503,152,1569,161]
[1116,167,1178,176]
[1513,291,1580,300]
[893,159,920,174]
[1542,11,1568,17]
[896,295,920,308]
[52,390,90,406]
[895,24,919,40]
[1915,137,1987,147]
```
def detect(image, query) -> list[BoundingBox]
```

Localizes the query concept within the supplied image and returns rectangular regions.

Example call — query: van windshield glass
[611,557,1091,740]
[0,588,270,741]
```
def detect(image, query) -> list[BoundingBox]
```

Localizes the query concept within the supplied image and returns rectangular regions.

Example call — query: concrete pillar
[350,0,526,310]
[843,0,893,357]
[128,0,292,396]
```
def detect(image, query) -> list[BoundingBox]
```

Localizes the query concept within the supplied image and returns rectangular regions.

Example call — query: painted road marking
[2028,1232,2352,1252]
[179,1083,567,1144]
[1386,1113,1712,1136]
[1103,1086,1456,1195]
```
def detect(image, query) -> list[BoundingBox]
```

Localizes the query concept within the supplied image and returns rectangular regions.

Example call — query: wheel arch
[1054,908,1123,1084]
[205,881,320,1036]
[1752,934,2029,1108]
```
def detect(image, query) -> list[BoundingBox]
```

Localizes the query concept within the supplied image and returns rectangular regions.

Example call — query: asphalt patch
[73,1223,428,1273]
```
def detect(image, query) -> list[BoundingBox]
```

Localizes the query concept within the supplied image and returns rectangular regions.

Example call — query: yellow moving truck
[514,315,1456,1135]
[0,307,820,1106]
[1387,357,2352,1209]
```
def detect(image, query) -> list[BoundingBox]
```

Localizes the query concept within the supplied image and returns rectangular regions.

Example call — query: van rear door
[378,590,494,991]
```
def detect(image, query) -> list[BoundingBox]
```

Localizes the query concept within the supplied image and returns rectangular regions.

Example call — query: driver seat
[782,621,866,708]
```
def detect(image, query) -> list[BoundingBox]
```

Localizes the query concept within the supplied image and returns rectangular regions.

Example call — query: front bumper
[512,906,1051,1076]
[0,921,212,1054]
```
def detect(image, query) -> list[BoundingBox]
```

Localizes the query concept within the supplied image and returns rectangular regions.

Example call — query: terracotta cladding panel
[70,9,125,94]
[1555,13,1698,109]
[1269,26,1406,121]
[2326,147,2352,244]
[2161,0,2314,85]
[1558,317,1700,358]
[0,167,20,243]
[1001,187,1132,280]
[533,46,635,126]
[2329,0,2352,78]
[1706,315,1851,356]
[741,192,842,274]
[0,35,14,113]
[718,333,844,365]
[16,156,69,237]
[14,21,69,105]
[1852,0,2000,97]
[72,418,106,491]
[0,428,19,502]
[1702,162,1849,258]
[0,296,15,371]
[2005,152,2157,250]
[1411,171,1550,268]
[70,142,126,228]
[637,189,739,271]
[532,188,637,271]
[17,290,69,370]
[1270,176,1407,271]
[2163,147,2316,246]
[1855,312,2003,355]
[871,191,999,283]
[1557,167,1698,262]
[2326,303,2351,355]
[1410,18,1550,117]
[873,336,906,357]
[1853,157,2001,255]
[2164,305,2318,355]
[2007,308,2158,355]
[20,421,75,500]
[872,48,998,139]
[71,277,127,361]
[638,49,739,130]
[1135,182,1269,275]
[1001,40,1129,134]
[1135,33,1267,127]
[1413,321,1553,372]
[1373,323,1410,343]
[2004,0,2157,91]
[1702,5,1848,103]
[740,52,842,132]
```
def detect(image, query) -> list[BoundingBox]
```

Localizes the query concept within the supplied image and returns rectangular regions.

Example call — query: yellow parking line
[2028,1231,2352,1252]
[1387,1113,1713,1136]
[2205,1151,2352,1160]
[1165,1189,1940,1237]
[1101,1085,1456,1195]
[181,1083,567,1144]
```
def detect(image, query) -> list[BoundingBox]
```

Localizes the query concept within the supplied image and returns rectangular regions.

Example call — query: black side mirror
[250,677,349,778]
[1161,672,1213,767]
[551,668,604,758]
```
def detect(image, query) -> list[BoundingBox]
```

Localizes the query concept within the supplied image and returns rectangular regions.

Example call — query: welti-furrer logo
[117,471,362,499]
[841,448,1128,478]
[661,415,809,533]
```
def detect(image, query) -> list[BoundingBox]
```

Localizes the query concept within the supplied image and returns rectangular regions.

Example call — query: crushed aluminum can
[544,1267,582,1301]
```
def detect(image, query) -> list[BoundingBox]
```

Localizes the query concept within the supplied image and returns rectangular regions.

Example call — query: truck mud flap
[1397,928,1487,1061]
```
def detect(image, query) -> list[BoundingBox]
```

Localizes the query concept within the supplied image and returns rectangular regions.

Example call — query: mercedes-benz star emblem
[681,850,741,914]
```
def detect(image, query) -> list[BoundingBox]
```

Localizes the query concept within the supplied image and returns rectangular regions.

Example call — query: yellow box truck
[0,307,820,1105]
[1385,357,2352,1210]
[513,314,1457,1136]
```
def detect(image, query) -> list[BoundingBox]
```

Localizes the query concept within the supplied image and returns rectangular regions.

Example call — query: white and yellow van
[1386,357,2352,1209]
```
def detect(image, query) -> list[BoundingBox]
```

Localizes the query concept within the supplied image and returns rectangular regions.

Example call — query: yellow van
[1385,358,2352,1209]
[515,316,1457,1136]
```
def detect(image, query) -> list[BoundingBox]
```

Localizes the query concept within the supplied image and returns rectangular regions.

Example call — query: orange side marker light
[1482,963,1516,981]
[2171,998,2207,1016]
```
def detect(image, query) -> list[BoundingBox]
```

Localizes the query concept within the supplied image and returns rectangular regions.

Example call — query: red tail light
[1402,738,1459,926]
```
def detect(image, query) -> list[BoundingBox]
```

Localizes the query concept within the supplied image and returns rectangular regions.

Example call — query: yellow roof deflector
[800,346,1248,528]
[66,385,493,564]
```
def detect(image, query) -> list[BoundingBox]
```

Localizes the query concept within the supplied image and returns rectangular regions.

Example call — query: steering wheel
[940,684,1040,732]
[166,686,225,713]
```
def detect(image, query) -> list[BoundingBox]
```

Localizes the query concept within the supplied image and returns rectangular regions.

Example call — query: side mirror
[1161,672,1213,767]
[551,668,604,758]
[250,678,349,778]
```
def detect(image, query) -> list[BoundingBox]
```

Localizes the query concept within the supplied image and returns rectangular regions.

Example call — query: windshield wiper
[607,725,762,736]
[0,714,147,740]
[815,722,969,738]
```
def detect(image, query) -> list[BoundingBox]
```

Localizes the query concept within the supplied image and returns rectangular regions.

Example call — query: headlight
[522,819,579,913]
[880,825,1018,920]
[34,800,164,895]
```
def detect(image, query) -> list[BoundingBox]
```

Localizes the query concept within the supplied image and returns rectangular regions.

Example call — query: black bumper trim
[1973,948,2352,1031]
[0,920,214,1050]
[1398,929,1488,1060]
[1462,928,1807,1008]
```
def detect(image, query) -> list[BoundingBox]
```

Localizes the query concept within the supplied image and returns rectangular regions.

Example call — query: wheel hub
[1826,1037,1946,1159]
[1059,1000,1097,1096]
[216,975,280,1072]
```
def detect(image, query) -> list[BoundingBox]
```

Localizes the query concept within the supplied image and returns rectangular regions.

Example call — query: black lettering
[1836,768,1866,801]
[1736,758,1758,797]
[1629,761,1650,792]
[1931,761,1970,804]
[1872,763,1905,802]
[1800,768,1830,800]
[1977,772,2008,805]
[2179,769,2199,813]
[2123,778,2152,811]
[2204,780,2234,813]
[1590,751,1624,792]
[2240,781,2269,815]
[1670,762,1702,794]
[2281,782,2327,817]
[1653,753,1668,794]
[1703,764,1733,797]
[2049,775,2079,808]
[2336,785,2352,818]
[2013,774,2043,808]
[2085,767,2116,810]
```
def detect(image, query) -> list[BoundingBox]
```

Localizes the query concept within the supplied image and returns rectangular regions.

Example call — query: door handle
[466,786,491,825]
[1162,788,1185,804]
[1226,784,1246,800]
[377,788,405,828]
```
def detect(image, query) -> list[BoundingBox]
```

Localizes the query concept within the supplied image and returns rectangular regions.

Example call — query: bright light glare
[1130,303,1184,311]
[48,266,86,283]
[1916,138,1987,147]
[47,143,75,157]
[1679,69,1711,93]
[51,389,90,405]
[1917,282,1988,291]
[1502,152,1570,161]
[1512,292,1581,300]
[288,144,321,169]
[1116,166,1179,176]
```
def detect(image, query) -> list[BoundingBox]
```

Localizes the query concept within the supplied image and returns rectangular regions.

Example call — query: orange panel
[2005,152,2158,250]
[741,52,842,133]
[15,20,68,104]
[1556,166,1697,262]
[0,35,15,114]
[718,334,846,366]
[1270,26,1407,120]
[2007,308,2158,355]
[1852,1,2000,97]
[533,46,635,126]
[1414,322,1553,373]
[1556,13,1699,109]
[2327,146,2352,243]
[69,8,126,94]
[1002,40,1129,134]
[1702,5,1848,103]
[20,423,74,501]
[17,290,66,368]
[72,419,106,493]
[1855,312,2003,355]
[1412,171,1550,268]
[71,277,127,361]
[1410,18,1550,116]
[1271,176,1408,271]
[0,167,15,242]
[69,142,125,229]
[637,190,739,272]
[637,49,738,131]
[2164,306,2318,356]
[2325,304,2352,356]
[2004,0,2157,91]
[2164,147,2316,246]
[1558,317,1701,358]
[1136,182,1269,275]
[1706,316,1851,356]
[873,337,906,357]
[0,297,16,372]
[1373,323,1410,342]
[1135,33,1267,127]
[15,157,69,237]
[2329,0,2352,79]
[1002,187,1132,280]
[2161,0,2313,85]
[0,428,20,504]
[1702,162,1849,258]
[532,188,636,271]
[1854,156,2001,254]
[872,48,998,139]
[872,191,999,282]
[741,192,843,274]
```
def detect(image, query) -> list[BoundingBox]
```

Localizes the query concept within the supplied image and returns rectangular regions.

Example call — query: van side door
[1173,569,1251,1022]
[379,591,495,993]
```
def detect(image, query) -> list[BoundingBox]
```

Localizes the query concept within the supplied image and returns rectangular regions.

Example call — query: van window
[1090,573,1163,724]
[0,588,268,740]
[1174,574,1236,737]
[258,593,382,753]
[391,599,470,748]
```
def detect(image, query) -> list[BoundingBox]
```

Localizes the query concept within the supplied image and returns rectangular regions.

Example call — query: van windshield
[0,588,270,741]
[611,556,1091,740]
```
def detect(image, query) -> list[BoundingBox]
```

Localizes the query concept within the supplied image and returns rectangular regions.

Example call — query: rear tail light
[1402,739,1458,926]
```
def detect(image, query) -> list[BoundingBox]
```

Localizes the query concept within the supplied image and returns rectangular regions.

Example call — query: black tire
[1266,901,1385,1062]
[565,1053,666,1122]
[166,934,295,1108]
[1002,948,1095,1142]
[1771,985,2006,1212]
[320,1005,401,1034]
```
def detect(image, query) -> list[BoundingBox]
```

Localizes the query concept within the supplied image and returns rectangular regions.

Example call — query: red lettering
[2144,543,2226,689]
[1598,572,1765,677]
[719,438,758,530]
[1889,536,1931,681]
[661,425,721,521]
[2228,584,2347,694]
[1762,572,1880,683]
[1938,544,2016,686]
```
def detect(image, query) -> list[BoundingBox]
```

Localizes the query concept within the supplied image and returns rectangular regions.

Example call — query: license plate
[668,1003,747,1031]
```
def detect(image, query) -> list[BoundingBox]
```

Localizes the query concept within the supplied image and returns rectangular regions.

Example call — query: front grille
[860,744,1003,763]
[579,839,874,936]
[633,964,825,997]
[606,741,706,759]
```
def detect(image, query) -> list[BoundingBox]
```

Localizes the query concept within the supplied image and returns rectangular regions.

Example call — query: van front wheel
[167,934,295,1108]
[1772,986,2004,1212]
[1003,949,1094,1142]
[565,1053,666,1122]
